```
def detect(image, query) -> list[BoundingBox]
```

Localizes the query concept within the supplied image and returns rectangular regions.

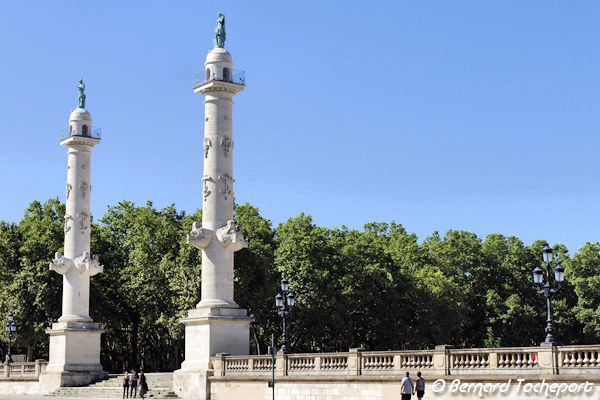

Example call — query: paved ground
[0,397,121,400]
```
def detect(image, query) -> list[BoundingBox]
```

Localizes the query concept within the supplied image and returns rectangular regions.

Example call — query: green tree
[0,199,65,360]
[233,203,278,354]
[568,242,600,343]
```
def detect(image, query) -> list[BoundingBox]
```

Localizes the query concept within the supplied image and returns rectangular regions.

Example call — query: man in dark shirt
[130,370,139,398]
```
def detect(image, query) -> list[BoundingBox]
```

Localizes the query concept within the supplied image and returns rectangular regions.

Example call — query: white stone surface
[174,46,253,399]
[208,379,600,400]
[195,48,245,308]
[41,107,105,390]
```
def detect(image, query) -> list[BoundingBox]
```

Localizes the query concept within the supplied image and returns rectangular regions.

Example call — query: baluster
[583,352,590,367]
[590,352,597,367]
[563,352,571,367]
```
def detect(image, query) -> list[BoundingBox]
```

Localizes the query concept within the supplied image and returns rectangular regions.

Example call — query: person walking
[416,371,425,399]
[122,371,130,399]
[400,371,414,400]
[138,371,149,399]
[130,369,139,398]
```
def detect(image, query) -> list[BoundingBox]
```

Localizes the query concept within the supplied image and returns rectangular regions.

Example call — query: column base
[40,321,107,390]
[173,306,253,399]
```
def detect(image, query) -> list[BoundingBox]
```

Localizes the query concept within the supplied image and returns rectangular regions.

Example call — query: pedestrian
[122,371,130,399]
[139,371,149,399]
[400,371,414,400]
[416,371,425,399]
[130,369,139,398]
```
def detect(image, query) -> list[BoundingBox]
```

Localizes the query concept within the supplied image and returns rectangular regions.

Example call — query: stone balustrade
[559,345,600,370]
[212,344,600,378]
[1,360,48,380]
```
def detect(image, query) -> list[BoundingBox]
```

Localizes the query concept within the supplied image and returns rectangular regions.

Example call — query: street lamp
[275,278,295,353]
[533,244,564,343]
[5,312,17,363]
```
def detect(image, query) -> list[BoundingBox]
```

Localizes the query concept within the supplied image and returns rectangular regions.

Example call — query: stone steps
[46,372,177,398]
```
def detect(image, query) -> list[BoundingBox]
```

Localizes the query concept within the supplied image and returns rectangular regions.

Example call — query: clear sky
[1,1,599,254]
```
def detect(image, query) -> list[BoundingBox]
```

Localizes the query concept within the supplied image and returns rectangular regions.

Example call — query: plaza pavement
[0,396,118,400]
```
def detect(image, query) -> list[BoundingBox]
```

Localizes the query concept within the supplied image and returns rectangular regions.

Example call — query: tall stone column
[40,82,106,390]
[174,14,253,400]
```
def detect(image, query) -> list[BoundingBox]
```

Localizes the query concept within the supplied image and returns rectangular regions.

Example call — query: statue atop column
[213,13,226,48]
[78,79,86,109]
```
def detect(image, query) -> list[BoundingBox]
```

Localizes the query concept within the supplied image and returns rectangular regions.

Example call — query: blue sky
[1,1,599,254]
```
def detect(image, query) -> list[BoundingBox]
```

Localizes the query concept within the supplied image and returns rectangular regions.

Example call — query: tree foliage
[0,199,596,370]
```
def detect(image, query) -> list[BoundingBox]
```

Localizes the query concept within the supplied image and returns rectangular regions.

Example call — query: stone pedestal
[173,308,253,399]
[40,321,106,388]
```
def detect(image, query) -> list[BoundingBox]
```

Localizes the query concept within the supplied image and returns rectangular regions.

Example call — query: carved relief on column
[64,214,72,233]
[187,221,213,250]
[79,182,89,199]
[204,138,212,158]
[76,212,89,233]
[65,183,72,199]
[218,174,234,200]
[216,220,248,252]
[220,136,232,156]
[202,176,212,201]
[73,251,103,276]
[49,252,73,275]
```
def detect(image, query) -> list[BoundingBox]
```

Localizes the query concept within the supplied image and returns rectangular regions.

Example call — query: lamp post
[275,278,295,353]
[533,244,565,343]
[5,312,17,363]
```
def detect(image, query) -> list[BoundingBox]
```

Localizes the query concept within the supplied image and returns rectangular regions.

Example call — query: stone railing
[212,344,600,378]
[0,360,48,380]
[558,344,600,370]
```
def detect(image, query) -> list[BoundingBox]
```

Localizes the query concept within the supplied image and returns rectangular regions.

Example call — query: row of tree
[0,199,599,372]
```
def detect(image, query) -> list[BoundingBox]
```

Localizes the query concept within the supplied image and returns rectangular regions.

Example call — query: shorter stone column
[348,348,363,376]
[432,345,453,376]
[536,342,556,375]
